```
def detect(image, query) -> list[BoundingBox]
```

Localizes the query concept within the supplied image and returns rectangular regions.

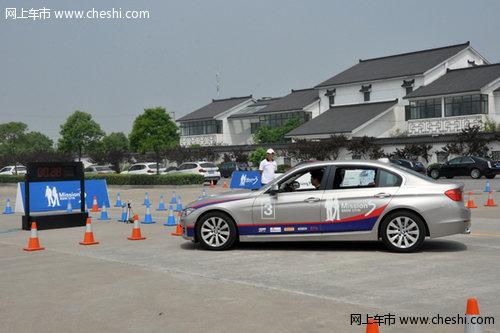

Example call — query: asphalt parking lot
[0,178,499,332]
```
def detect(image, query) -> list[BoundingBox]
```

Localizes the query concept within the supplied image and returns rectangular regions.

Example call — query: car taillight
[445,188,463,201]
[216,169,219,172]
[147,170,154,173]
[199,169,206,173]
[113,171,117,174]
[98,172,105,174]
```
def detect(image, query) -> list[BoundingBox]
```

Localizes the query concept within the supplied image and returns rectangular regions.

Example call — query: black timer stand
[22,162,88,230]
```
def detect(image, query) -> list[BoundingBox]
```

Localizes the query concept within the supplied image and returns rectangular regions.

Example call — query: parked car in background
[427,156,500,179]
[219,162,248,178]
[389,158,425,173]
[0,165,26,175]
[84,165,117,174]
[167,161,220,184]
[121,163,165,175]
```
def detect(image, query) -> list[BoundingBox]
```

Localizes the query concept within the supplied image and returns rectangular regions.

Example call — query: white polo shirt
[259,159,277,184]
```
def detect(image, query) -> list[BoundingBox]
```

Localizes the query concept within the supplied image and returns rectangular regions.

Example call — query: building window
[259,111,311,129]
[250,123,260,134]
[360,84,371,102]
[180,120,223,136]
[325,89,336,107]
[408,99,442,119]
[444,94,488,117]
[364,92,370,102]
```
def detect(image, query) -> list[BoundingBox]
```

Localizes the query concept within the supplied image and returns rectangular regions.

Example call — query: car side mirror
[270,184,279,196]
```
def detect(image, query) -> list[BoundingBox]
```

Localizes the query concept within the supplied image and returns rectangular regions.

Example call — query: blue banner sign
[230,171,262,189]
[16,180,109,213]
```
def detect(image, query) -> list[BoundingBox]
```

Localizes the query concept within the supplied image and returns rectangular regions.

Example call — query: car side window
[448,157,462,164]
[377,169,402,187]
[332,167,376,189]
[278,167,326,192]
[461,157,474,163]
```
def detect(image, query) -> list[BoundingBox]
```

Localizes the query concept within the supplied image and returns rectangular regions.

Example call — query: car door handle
[304,197,320,203]
[374,193,391,198]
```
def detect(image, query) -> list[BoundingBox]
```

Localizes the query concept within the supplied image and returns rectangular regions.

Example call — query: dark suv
[219,162,248,178]
[427,156,500,179]
[389,158,425,173]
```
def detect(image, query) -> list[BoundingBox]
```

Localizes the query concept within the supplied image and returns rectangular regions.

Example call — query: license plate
[208,170,214,174]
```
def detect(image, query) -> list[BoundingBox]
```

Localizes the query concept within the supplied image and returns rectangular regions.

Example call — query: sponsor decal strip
[185,205,387,237]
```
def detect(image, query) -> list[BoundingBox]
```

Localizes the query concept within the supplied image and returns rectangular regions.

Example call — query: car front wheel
[380,211,426,253]
[430,169,440,179]
[196,212,237,250]
[470,168,481,179]
[486,174,496,179]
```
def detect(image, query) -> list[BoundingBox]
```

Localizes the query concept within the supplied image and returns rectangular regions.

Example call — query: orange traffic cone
[465,192,477,208]
[171,214,183,236]
[366,318,379,333]
[128,214,146,240]
[210,180,214,188]
[23,222,45,251]
[79,218,99,245]
[465,298,482,332]
[223,179,228,188]
[90,196,101,212]
[484,190,497,207]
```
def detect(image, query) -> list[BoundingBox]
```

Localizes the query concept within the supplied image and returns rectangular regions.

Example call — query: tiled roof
[255,88,319,114]
[228,97,283,119]
[285,100,398,137]
[405,64,500,99]
[177,96,253,121]
[315,42,470,88]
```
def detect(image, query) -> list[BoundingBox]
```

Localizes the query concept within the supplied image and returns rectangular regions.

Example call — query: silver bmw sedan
[179,160,470,252]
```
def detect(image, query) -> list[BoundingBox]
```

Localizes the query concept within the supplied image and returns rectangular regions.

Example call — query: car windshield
[148,164,164,169]
[16,166,26,171]
[200,163,216,168]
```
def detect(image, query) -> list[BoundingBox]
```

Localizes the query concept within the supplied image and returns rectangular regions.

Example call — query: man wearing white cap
[259,148,278,185]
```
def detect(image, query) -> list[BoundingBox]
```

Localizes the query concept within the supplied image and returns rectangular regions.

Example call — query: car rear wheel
[430,169,440,179]
[196,212,237,250]
[380,211,425,253]
[470,168,481,179]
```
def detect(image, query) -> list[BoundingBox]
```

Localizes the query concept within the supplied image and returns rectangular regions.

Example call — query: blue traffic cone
[3,198,13,214]
[164,208,177,226]
[142,192,151,206]
[202,189,206,198]
[118,204,127,222]
[141,204,156,224]
[114,193,122,207]
[176,196,182,212]
[98,203,111,220]
[484,180,491,192]
[198,196,201,200]
[66,200,73,212]
[156,195,167,211]
[170,191,177,204]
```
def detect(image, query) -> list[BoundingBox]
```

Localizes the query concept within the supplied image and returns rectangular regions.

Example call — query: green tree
[129,107,179,173]
[103,132,129,151]
[0,122,28,157]
[58,111,105,161]
[248,147,267,167]
[23,132,54,152]
[348,136,385,159]
[253,118,303,144]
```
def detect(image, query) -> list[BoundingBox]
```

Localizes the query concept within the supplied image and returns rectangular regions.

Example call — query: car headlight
[181,208,196,217]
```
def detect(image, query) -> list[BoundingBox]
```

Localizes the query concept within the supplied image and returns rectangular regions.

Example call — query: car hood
[185,189,257,209]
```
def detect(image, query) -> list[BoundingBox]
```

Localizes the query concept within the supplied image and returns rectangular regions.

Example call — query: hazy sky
[2,0,500,143]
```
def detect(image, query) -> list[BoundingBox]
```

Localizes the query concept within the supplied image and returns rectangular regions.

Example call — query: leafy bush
[277,164,291,173]
[0,175,24,183]
[84,174,204,185]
